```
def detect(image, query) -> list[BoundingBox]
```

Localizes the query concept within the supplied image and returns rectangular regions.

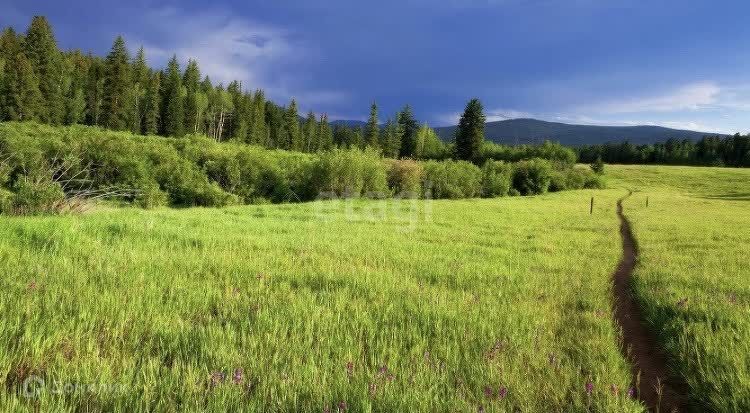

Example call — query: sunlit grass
[0,190,641,412]
[610,164,750,411]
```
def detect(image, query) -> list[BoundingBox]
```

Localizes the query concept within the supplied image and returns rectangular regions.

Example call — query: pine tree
[62,50,90,125]
[101,36,132,131]
[365,102,380,149]
[0,51,43,121]
[284,98,303,151]
[381,118,403,158]
[249,90,268,146]
[226,80,242,140]
[352,127,364,149]
[198,76,213,135]
[317,114,333,150]
[23,16,64,124]
[142,70,160,135]
[266,102,286,148]
[0,28,21,116]
[303,111,317,152]
[129,47,148,133]
[161,55,184,137]
[182,59,201,134]
[84,55,105,126]
[454,98,486,161]
[397,105,419,158]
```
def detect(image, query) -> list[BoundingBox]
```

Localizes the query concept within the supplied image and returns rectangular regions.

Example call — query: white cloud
[580,82,721,114]
[437,107,533,125]
[129,7,346,107]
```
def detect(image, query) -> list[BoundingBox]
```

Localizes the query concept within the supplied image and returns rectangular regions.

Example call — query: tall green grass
[610,164,750,411]
[0,190,641,412]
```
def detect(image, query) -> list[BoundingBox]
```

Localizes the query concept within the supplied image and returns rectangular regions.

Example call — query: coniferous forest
[0,16,447,159]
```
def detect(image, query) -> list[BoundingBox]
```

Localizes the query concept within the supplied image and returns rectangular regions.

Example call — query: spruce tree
[85,56,105,126]
[266,102,286,148]
[198,76,214,135]
[284,98,303,151]
[142,70,160,135]
[352,127,364,149]
[182,59,201,134]
[317,114,333,150]
[101,36,132,131]
[62,50,90,125]
[0,28,21,113]
[365,102,380,149]
[381,119,403,159]
[161,55,184,137]
[23,16,64,124]
[1,51,43,121]
[303,111,317,152]
[397,105,418,158]
[250,89,268,146]
[129,47,148,133]
[454,98,486,162]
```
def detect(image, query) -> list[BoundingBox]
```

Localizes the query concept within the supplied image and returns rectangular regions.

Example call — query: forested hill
[434,118,724,146]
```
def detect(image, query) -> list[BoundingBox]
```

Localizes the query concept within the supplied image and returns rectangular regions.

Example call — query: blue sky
[3,0,750,133]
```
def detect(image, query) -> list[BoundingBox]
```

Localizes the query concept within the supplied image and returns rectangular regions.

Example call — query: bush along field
[0,122,603,215]
[609,165,750,412]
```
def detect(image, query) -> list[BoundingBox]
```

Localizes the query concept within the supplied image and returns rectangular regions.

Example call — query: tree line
[0,16,479,160]
[576,135,750,167]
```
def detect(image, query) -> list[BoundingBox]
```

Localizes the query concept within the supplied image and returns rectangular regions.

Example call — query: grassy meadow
[1,163,749,412]
[610,165,750,411]
[0,189,642,412]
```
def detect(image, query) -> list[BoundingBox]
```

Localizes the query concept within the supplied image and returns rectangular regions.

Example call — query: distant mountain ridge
[433,118,725,146]
[330,119,368,128]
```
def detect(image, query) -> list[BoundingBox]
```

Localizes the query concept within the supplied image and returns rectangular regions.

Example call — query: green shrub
[10,176,66,215]
[512,158,552,195]
[0,122,605,214]
[310,148,388,198]
[549,167,606,192]
[135,183,169,209]
[386,159,424,196]
[0,188,13,214]
[481,160,513,197]
[423,160,482,199]
[591,156,605,175]
[153,154,237,207]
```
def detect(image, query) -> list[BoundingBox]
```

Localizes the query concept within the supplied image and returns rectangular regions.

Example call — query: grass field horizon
[1,163,748,411]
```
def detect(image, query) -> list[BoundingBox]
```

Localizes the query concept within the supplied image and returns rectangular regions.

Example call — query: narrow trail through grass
[612,192,687,412]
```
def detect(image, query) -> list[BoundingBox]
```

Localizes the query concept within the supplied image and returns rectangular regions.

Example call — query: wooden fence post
[590,197,594,214]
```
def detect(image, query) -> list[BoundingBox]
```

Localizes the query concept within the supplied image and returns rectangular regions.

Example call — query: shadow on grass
[700,192,750,201]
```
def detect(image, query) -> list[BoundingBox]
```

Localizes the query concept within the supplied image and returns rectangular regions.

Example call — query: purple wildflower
[378,365,388,376]
[478,405,485,413]
[585,382,594,395]
[498,386,508,399]
[337,401,347,412]
[483,386,493,398]
[232,368,244,385]
[627,387,636,398]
